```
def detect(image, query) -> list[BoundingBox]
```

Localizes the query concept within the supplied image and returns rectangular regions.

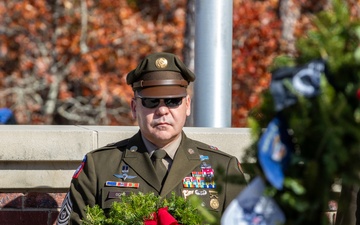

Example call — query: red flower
[144,212,158,225]
[357,89,360,100]
[144,207,179,225]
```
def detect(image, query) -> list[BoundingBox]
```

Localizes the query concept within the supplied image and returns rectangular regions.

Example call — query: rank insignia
[105,181,139,188]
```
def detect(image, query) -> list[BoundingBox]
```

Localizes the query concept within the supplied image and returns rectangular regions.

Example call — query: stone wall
[0,125,252,225]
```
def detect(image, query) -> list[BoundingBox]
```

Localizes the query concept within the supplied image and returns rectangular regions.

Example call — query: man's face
[131,95,191,147]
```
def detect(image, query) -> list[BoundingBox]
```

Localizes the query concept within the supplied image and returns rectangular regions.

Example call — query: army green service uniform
[57,131,246,225]
[57,52,247,225]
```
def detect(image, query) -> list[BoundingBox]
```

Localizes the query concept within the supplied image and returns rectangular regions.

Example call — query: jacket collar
[160,132,201,196]
[122,131,202,195]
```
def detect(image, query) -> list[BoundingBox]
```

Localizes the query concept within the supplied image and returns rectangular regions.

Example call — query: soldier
[57,52,247,225]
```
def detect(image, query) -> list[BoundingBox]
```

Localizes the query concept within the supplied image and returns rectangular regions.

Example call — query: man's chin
[151,131,177,143]
[153,132,173,140]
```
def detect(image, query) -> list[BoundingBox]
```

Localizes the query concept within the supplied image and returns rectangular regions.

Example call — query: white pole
[193,0,233,127]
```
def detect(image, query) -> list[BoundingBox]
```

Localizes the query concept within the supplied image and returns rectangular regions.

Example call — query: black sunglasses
[136,97,184,109]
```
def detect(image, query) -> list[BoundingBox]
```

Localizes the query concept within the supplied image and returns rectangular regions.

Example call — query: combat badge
[114,165,137,180]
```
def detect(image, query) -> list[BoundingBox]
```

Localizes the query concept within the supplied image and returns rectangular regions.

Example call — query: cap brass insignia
[155,57,168,69]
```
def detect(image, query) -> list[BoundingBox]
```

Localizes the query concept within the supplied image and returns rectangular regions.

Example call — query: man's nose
[156,100,170,114]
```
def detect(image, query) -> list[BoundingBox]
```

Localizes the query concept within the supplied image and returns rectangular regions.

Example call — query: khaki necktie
[152,149,168,183]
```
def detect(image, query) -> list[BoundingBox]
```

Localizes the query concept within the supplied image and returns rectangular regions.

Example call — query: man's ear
[185,95,191,116]
[130,98,137,119]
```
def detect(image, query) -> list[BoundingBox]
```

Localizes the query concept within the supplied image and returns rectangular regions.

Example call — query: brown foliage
[0,0,185,125]
[0,0,339,126]
[232,0,281,126]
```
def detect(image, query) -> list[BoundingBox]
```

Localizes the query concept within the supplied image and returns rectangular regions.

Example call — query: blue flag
[258,117,293,190]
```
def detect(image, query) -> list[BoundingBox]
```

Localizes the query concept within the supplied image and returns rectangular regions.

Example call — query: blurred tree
[245,0,360,224]
[232,0,282,126]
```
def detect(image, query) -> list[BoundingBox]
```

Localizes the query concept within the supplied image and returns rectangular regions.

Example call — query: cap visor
[137,86,187,98]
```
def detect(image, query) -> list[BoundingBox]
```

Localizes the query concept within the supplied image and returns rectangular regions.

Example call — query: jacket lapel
[160,134,201,197]
[122,132,162,192]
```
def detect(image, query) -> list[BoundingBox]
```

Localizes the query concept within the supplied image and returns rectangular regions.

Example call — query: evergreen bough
[246,0,360,224]
[82,192,215,225]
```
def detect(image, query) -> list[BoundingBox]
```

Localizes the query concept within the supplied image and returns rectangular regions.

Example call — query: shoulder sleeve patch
[72,155,87,179]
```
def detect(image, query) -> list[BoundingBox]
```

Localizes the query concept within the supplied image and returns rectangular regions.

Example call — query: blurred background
[0,0,358,127]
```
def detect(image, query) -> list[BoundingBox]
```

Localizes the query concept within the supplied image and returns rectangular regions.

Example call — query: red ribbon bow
[144,207,179,225]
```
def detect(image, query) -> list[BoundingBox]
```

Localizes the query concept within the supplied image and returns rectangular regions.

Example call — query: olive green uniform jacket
[57,131,247,225]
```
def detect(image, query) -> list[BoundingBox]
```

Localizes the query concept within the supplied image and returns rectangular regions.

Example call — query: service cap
[126,52,195,98]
